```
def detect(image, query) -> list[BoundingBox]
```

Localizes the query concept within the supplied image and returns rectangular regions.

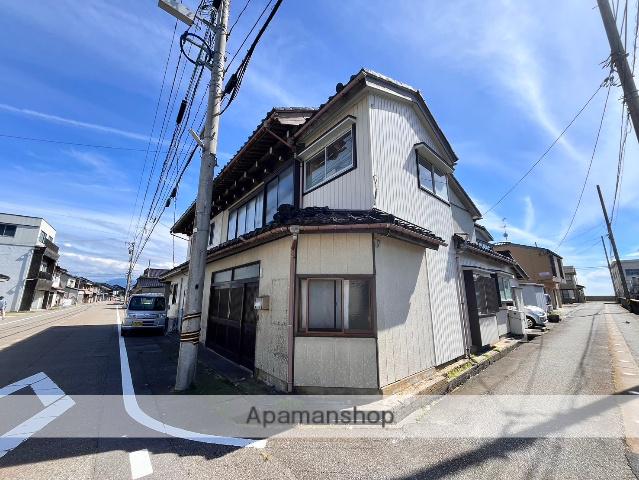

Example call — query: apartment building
[0,213,60,311]
[560,265,585,303]
[162,69,528,393]
[610,259,639,299]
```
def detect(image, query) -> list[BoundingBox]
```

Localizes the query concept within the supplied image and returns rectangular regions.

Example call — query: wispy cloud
[0,103,150,142]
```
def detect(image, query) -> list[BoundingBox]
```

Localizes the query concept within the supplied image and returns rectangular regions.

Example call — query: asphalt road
[0,302,636,479]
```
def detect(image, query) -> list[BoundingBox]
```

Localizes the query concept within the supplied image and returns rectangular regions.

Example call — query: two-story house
[560,266,585,304]
[0,212,60,311]
[493,242,565,309]
[161,69,527,393]
[610,259,639,300]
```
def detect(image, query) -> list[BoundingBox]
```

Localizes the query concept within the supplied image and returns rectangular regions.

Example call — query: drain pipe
[286,226,300,393]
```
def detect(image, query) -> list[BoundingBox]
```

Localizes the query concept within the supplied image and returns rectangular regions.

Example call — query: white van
[121,293,167,335]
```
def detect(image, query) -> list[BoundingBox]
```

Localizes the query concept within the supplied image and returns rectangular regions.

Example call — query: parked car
[121,293,167,335]
[525,305,548,329]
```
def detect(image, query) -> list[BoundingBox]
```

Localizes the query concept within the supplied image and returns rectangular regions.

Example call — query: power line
[225,0,273,74]
[127,20,179,241]
[228,0,253,35]
[0,133,162,152]
[557,80,613,248]
[484,77,608,214]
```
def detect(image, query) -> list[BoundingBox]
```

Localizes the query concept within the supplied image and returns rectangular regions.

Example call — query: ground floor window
[473,272,499,316]
[298,277,373,334]
[497,275,513,304]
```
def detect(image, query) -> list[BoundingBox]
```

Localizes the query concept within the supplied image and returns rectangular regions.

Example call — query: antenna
[502,218,509,241]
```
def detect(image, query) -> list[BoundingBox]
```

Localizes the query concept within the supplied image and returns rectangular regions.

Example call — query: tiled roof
[135,277,165,289]
[455,235,518,265]
[161,206,445,280]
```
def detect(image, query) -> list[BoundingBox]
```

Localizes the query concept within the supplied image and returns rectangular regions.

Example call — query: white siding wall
[368,92,464,365]
[450,188,476,240]
[294,337,377,389]
[296,232,373,275]
[301,94,374,210]
[294,232,376,389]
[374,235,436,387]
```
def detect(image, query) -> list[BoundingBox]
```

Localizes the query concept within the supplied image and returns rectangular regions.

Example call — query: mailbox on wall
[254,295,270,311]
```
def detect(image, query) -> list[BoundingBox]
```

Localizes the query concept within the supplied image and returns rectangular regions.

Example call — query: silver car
[121,293,167,335]
[525,305,548,329]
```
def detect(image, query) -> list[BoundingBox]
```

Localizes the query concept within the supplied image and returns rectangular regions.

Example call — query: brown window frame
[296,274,375,338]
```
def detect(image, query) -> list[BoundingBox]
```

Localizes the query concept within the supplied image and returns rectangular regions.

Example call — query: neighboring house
[131,268,169,295]
[610,259,639,300]
[493,242,565,309]
[560,266,585,304]
[162,69,528,394]
[0,213,60,312]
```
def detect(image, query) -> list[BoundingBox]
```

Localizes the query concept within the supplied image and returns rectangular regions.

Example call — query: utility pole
[171,0,230,391]
[597,185,630,302]
[124,241,135,304]
[597,0,639,145]
[601,235,618,296]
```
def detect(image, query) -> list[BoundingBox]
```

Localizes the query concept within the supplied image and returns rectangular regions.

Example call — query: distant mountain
[103,277,127,287]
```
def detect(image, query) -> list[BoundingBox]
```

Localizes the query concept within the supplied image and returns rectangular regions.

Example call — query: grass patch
[446,361,473,380]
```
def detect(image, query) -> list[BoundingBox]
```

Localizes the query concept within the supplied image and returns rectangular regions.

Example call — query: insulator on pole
[165,198,171,208]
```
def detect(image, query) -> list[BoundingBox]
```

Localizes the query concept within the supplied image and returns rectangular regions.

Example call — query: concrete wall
[201,236,293,390]
[374,235,436,387]
[0,244,33,311]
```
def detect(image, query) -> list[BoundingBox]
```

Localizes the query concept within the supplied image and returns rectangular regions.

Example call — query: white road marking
[129,449,153,479]
[0,306,84,327]
[0,373,74,458]
[116,307,266,449]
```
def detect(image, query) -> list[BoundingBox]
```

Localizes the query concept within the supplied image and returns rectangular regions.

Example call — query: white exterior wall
[300,94,374,210]
[0,245,33,311]
[368,91,465,365]
[294,337,377,389]
[374,235,436,387]
[201,237,293,388]
[450,188,476,240]
[294,232,377,389]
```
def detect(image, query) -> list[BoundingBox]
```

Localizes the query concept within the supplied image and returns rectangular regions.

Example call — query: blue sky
[0,0,636,294]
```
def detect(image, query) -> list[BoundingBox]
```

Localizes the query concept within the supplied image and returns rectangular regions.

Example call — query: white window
[417,154,449,201]
[298,277,372,334]
[227,191,263,241]
[303,127,354,192]
[497,276,513,303]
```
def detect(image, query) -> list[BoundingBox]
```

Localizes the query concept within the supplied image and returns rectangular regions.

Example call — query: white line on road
[0,305,86,327]
[115,306,266,449]
[129,449,153,479]
[0,373,75,458]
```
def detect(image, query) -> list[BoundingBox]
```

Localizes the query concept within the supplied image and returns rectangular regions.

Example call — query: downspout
[287,226,300,393]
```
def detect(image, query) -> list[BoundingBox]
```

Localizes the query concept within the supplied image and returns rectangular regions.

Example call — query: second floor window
[0,223,17,237]
[227,192,263,240]
[417,154,449,201]
[304,128,354,192]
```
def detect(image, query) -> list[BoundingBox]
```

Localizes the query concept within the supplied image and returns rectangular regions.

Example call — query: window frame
[300,116,357,195]
[496,275,514,305]
[211,261,261,287]
[0,223,17,237]
[472,271,500,317]
[296,274,375,337]
[416,152,450,203]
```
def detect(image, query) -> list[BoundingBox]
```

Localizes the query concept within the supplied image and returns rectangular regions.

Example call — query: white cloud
[0,103,150,143]
[523,196,535,232]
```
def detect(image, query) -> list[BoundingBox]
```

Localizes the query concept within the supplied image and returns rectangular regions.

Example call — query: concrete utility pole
[174,0,230,391]
[124,241,135,303]
[596,185,630,302]
[601,235,618,296]
[597,0,639,145]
